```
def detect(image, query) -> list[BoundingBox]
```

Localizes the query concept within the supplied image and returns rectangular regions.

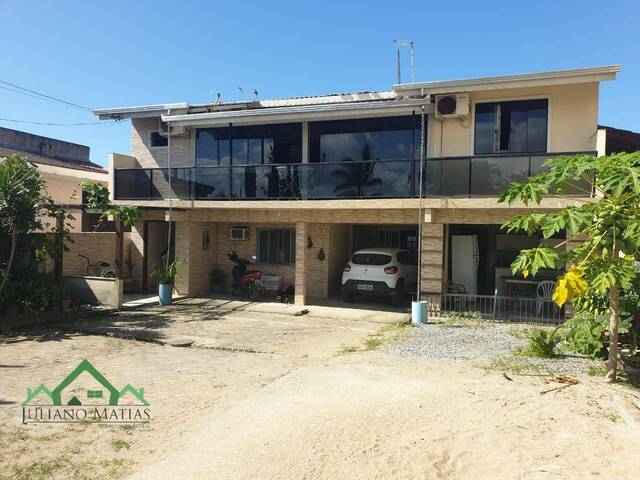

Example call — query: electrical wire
[0,79,93,112]
[0,117,118,126]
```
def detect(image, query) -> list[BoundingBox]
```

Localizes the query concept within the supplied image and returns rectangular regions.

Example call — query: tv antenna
[394,39,415,84]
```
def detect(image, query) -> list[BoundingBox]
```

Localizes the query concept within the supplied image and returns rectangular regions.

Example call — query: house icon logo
[22,359,150,425]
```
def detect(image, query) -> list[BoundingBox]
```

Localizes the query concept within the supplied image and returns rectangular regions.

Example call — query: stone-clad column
[421,223,445,294]
[294,222,308,305]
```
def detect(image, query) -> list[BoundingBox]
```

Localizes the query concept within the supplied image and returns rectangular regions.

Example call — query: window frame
[472,97,550,155]
[256,228,296,265]
[149,131,169,148]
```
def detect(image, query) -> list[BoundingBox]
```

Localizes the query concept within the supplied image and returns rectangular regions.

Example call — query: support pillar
[294,222,308,305]
[421,223,445,294]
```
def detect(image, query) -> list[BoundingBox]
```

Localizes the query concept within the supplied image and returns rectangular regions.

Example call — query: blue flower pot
[158,283,173,305]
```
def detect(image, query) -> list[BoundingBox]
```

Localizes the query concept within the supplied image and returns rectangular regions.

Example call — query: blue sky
[0,0,638,167]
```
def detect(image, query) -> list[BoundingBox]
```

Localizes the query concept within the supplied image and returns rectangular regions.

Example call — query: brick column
[174,221,216,297]
[421,223,445,294]
[294,222,308,305]
[128,222,145,293]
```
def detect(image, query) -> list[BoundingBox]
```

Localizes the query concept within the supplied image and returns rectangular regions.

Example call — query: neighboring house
[94,65,628,315]
[0,127,108,232]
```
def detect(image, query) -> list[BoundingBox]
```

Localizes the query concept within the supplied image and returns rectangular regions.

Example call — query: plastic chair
[536,281,555,316]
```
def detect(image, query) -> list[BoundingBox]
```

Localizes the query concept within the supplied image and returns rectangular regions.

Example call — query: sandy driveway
[2,303,640,479]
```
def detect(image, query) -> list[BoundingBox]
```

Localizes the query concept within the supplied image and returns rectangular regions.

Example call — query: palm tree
[0,154,44,295]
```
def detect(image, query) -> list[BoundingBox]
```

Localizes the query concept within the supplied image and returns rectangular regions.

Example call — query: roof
[93,65,621,121]
[598,124,640,155]
[0,145,107,174]
[393,65,621,95]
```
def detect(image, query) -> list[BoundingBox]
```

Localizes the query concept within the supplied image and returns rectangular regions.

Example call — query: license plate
[357,284,374,291]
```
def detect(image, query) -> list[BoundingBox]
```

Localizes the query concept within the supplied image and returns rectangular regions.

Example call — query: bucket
[158,283,173,305]
[411,300,428,325]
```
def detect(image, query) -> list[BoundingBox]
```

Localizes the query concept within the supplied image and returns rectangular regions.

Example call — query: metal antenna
[394,39,415,84]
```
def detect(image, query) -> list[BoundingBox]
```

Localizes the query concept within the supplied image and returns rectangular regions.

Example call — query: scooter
[227,251,263,300]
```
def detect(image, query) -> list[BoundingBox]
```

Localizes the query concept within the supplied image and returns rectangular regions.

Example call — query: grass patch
[364,338,384,350]
[111,439,131,451]
[340,345,359,354]
[484,356,545,375]
[441,311,484,328]
[587,364,608,377]
[11,455,70,480]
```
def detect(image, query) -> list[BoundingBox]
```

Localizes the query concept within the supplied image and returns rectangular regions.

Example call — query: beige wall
[428,82,599,158]
[132,118,193,169]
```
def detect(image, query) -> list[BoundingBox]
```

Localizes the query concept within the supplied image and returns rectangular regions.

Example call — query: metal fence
[420,293,565,325]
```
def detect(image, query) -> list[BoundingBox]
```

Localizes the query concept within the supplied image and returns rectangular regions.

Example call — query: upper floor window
[150,131,168,147]
[309,115,421,163]
[196,123,302,166]
[474,99,548,155]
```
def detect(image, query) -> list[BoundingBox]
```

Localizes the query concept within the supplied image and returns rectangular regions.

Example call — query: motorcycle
[227,251,263,300]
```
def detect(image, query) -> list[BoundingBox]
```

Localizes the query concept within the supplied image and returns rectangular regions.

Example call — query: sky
[0,0,638,167]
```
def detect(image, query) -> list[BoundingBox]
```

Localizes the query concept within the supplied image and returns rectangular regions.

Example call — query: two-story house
[94,65,620,312]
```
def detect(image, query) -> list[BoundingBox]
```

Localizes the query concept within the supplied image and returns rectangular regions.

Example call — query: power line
[0,117,118,126]
[0,79,93,112]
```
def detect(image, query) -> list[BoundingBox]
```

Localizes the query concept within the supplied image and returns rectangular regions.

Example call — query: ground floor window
[257,229,296,264]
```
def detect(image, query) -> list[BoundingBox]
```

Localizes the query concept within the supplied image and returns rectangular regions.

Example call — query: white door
[451,235,478,294]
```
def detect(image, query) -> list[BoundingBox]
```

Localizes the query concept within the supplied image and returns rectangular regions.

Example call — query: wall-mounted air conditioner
[230,227,249,240]
[434,93,470,119]
[159,121,190,137]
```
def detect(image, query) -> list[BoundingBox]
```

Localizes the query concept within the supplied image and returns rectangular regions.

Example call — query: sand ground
[1,304,639,480]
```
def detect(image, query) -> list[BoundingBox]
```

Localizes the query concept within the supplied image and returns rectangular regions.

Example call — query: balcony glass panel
[360,160,414,198]
[470,156,529,195]
[115,169,151,199]
[439,158,470,195]
[152,168,192,200]
[194,167,230,199]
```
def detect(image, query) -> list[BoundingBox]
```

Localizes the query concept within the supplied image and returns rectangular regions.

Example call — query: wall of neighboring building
[428,82,599,157]
[36,163,108,232]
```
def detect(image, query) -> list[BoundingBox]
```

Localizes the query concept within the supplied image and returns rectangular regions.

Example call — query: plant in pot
[152,257,180,305]
[209,268,226,294]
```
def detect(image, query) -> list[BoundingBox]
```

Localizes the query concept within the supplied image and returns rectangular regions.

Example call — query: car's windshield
[351,253,392,265]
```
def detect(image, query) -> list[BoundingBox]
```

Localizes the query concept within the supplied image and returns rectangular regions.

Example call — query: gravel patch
[388,321,601,377]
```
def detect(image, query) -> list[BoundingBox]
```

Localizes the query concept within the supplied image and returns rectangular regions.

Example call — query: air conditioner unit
[434,93,470,119]
[159,121,190,137]
[230,227,249,241]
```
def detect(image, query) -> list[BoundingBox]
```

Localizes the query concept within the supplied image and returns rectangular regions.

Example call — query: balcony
[113,151,595,201]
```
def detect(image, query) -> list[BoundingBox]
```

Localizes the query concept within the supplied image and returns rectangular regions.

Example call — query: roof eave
[93,103,189,120]
[393,65,621,95]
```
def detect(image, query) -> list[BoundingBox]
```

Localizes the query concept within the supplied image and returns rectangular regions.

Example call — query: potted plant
[152,257,180,305]
[209,268,226,294]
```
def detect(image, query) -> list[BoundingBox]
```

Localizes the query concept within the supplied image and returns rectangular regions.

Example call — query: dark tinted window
[397,251,417,265]
[257,229,296,264]
[351,253,392,265]
[150,131,168,147]
[474,99,548,154]
[196,124,301,166]
[309,116,422,163]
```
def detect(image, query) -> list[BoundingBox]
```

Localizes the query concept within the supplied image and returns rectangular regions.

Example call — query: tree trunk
[0,225,17,295]
[606,284,620,382]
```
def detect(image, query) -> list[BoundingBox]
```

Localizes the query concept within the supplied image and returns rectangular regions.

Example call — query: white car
[341,248,418,305]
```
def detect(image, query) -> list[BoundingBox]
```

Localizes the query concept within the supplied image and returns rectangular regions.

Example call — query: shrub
[519,326,562,357]
[563,312,630,360]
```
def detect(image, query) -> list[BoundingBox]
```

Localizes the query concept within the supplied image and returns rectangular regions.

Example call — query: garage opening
[327,224,418,308]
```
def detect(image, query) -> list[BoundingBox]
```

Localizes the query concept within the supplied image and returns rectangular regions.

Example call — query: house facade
[94,65,620,309]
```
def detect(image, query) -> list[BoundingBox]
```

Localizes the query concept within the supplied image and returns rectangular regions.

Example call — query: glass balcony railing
[113,152,595,201]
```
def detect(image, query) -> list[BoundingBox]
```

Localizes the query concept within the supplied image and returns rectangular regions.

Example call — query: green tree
[499,152,640,382]
[0,154,45,295]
